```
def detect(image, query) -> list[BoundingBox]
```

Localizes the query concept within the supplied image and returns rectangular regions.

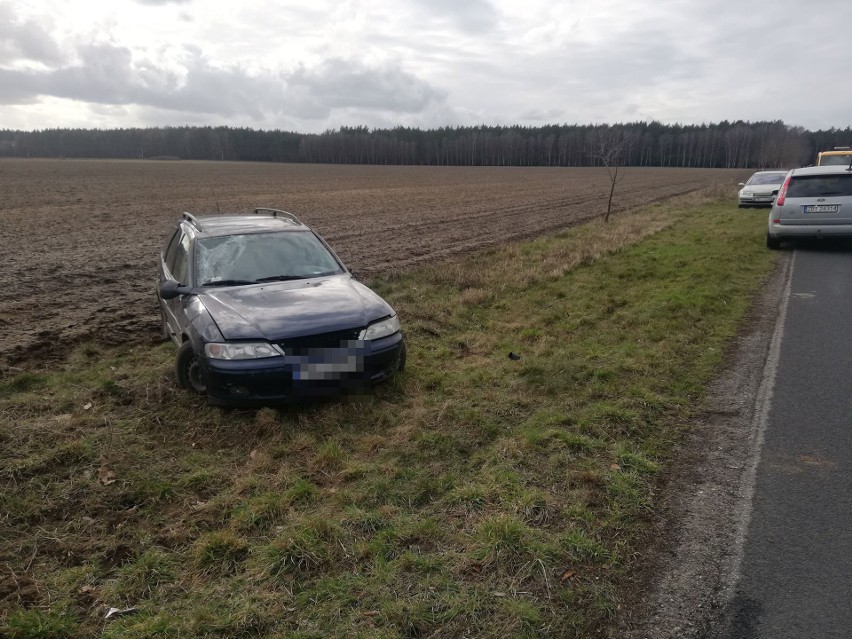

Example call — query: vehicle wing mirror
[160,279,192,300]
[738,182,746,187]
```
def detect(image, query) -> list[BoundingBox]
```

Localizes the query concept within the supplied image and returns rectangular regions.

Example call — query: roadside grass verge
[0,197,774,638]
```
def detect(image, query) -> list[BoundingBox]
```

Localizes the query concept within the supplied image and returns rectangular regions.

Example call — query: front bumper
[739,196,775,208]
[199,333,405,405]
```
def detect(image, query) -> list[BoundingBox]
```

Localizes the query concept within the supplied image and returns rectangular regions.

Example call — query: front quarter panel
[350,279,396,321]
[182,295,224,346]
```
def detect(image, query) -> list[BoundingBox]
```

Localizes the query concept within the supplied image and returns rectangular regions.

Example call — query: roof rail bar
[181,211,203,231]
[253,207,301,225]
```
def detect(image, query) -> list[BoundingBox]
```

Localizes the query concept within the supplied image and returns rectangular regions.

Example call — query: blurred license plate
[294,357,360,381]
[803,204,839,214]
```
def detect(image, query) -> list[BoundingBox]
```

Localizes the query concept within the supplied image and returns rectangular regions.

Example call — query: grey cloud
[42,44,144,104]
[0,42,446,123]
[408,0,498,33]
[286,59,446,119]
[153,52,279,118]
[519,108,564,122]
[0,69,40,103]
[0,3,63,65]
[0,43,279,119]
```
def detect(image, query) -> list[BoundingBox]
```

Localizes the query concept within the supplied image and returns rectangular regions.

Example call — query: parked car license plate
[803,204,839,214]
[293,356,362,381]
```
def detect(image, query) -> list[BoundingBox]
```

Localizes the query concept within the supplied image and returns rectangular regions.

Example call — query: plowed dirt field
[0,159,749,370]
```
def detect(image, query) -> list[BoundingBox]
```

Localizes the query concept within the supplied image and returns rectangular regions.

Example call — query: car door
[161,226,193,339]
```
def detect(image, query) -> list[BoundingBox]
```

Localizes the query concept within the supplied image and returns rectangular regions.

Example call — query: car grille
[277,328,363,354]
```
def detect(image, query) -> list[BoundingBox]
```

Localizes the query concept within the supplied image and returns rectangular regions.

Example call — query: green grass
[0,197,775,638]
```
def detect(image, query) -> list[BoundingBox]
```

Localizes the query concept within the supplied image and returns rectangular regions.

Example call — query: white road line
[720,250,796,613]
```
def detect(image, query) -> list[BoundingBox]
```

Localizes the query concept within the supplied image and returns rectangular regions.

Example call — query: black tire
[176,340,207,394]
[766,233,781,250]
[396,341,407,373]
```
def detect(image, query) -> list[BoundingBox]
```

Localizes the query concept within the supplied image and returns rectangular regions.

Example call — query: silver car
[738,171,788,208]
[766,165,852,249]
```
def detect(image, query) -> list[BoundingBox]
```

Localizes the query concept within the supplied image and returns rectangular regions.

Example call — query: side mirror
[738,182,746,187]
[159,279,192,300]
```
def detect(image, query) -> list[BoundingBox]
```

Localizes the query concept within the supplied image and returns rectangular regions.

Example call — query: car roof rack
[253,208,302,225]
[181,211,203,231]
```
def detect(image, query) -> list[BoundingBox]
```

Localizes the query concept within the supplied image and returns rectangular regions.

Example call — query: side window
[163,229,181,274]
[171,231,192,284]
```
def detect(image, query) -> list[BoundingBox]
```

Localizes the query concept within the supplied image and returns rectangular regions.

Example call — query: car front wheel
[176,340,207,394]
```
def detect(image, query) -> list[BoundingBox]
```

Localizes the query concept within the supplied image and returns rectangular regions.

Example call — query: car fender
[181,295,224,348]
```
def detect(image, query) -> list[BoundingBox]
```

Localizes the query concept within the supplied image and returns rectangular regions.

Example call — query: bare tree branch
[587,127,627,222]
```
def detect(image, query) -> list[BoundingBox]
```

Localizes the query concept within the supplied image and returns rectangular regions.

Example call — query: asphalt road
[723,245,852,638]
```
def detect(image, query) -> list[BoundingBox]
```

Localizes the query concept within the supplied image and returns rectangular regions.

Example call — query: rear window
[787,174,852,198]
[818,154,852,166]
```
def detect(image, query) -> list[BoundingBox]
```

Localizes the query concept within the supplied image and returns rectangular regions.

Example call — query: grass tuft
[475,515,552,572]
[262,518,340,577]
[4,609,78,639]
[103,549,177,603]
[192,531,250,575]
[0,372,48,396]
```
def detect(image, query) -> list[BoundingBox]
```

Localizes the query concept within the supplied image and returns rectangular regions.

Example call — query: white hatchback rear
[766,165,852,249]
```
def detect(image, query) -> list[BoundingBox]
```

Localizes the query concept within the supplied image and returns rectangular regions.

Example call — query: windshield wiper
[254,274,307,283]
[200,278,258,287]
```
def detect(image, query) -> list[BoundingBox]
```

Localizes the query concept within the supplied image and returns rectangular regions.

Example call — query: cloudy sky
[1,0,849,133]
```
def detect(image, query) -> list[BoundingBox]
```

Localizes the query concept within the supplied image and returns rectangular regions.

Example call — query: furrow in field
[0,161,748,370]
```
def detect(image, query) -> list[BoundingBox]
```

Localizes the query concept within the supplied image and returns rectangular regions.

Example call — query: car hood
[199,275,393,341]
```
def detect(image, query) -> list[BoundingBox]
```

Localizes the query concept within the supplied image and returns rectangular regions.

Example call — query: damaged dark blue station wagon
[157,208,406,405]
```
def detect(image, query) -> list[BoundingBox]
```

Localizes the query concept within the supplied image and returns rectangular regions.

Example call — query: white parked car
[738,171,788,208]
[766,165,852,249]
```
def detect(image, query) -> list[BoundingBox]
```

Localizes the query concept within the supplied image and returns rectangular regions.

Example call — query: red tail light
[775,173,792,206]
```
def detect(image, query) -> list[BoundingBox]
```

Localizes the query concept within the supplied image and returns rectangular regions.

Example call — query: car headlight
[204,342,283,360]
[740,190,753,198]
[359,315,400,341]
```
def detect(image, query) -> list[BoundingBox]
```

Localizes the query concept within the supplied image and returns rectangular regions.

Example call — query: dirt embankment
[0,159,750,371]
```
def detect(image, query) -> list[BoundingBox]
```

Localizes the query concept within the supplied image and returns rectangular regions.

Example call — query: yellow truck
[817,146,852,166]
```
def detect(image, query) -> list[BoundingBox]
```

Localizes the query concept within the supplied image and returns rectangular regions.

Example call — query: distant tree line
[1,121,849,168]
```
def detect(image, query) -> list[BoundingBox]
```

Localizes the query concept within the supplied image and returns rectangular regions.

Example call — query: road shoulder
[617,251,793,638]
